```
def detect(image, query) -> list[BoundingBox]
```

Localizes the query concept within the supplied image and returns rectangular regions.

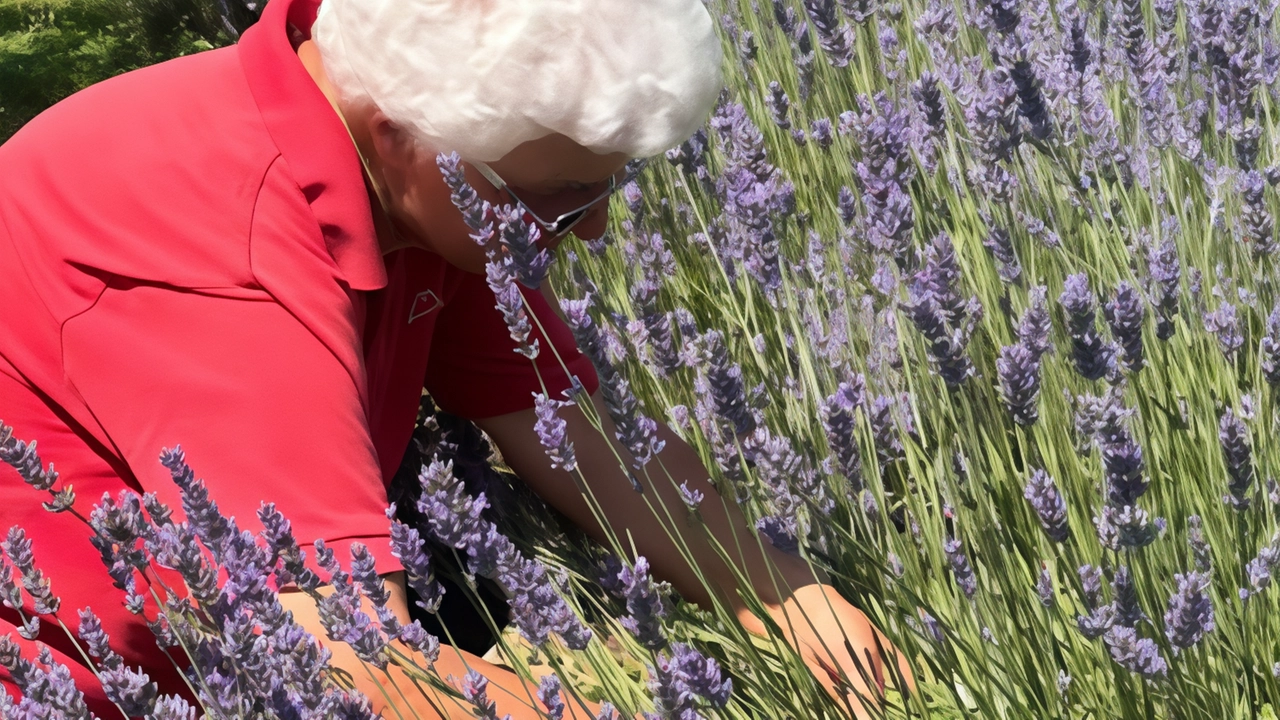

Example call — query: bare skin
[281,40,916,719]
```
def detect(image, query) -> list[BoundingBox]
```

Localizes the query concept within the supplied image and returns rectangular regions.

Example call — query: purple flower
[386,510,444,616]
[850,94,917,265]
[1219,408,1255,510]
[678,482,704,511]
[1263,302,1280,386]
[562,296,664,468]
[1111,566,1147,628]
[631,279,679,376]
[76,608,122,671]
[1187,515,1212,573]
[436,152,493,245]
[665,128,710,185]
[943,537,977,598]
[903,273,977,386]
[258,503,319,592]
[997,342,1042,426]
[418,458,591,649]
[149,523,220,607]
[695,330,756,436]
[2,643,93,719]
[1239,170,1277,258]
[533,393,578,472]
[1023,469,1069,542]
[913,71,947,139]
[1104,282,1146,373]
[1037,567,1055,607]
[1009,57,1054,141]
[648,642,733,718]
[100,664,159,717]
[710,102,794,298]
[1059,274,1115,381]
[617,556,671,650]
[88,490,149,584]
[1164,570,1214,651]
[868,394,907,467]
[803,0,855,66]
[920,610,946,644]
[312,546,389,670]
[1147,237,1182,340]
[538,674,566,720]
[1203,302,1244,359]
[810,118,834,149]
[755,513,799,554]
[491,204,552,289]
[159,446,234,560]
[461,670,503,720]
[2,527,57,617]
[821,378,866,483]
[149,695,198,720]
[1103,625,1167,677]
[983,227,1022,284]
[0,424,59,493]
[1244,532,1280,598]
[1016,286,1054,360]
[1094,504,1159,550]
[485,252,539,359]
[1097,399,1149,507]
[766,81,791,130]
[963,68,1021,199]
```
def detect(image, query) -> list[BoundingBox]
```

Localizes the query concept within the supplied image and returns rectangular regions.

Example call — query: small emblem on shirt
[408,290,443,324]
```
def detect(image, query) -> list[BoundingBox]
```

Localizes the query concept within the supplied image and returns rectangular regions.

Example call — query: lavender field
[5,0,1280,717]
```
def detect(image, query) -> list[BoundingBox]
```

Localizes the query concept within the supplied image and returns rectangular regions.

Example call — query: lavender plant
[13,0,1280,716]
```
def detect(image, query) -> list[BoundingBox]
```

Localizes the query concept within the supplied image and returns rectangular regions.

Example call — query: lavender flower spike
[1023,469,1069,542]
[493,204,552,289]
[1263,302,1280,387]
[485,252,540,359]
[1104,282,1146,373]
[0,425,59,491]
[1111,566,1146,628]
[461,670,504,720]
[533,393,578,472]
[943,537,977,598]
[1104,625,1168,677]
[1164,571,1215,651]
[821,378,866,483]
[803,0,855,67]
[998,342,1042,426]
[538,674,566,720]
[1219,408,1255,510]
[1059,274,1114,381]
[3,527,57,617]
[436,152,493,244]
[617,556,671,650]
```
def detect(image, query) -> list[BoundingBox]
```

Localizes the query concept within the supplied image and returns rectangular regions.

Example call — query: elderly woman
[0,0,910,716]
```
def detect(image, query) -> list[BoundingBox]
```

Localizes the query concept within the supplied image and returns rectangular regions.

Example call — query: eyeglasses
[471,159,645,238]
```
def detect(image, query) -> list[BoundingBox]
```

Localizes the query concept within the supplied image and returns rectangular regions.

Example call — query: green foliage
[0,0,256,140]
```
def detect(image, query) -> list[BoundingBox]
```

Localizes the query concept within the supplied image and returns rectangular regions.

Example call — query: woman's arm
[477,389,915,716]
[279,571,595,719]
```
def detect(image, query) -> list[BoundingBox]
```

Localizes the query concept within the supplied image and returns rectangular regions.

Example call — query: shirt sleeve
[425,269,599,420]
[60,282,402,579]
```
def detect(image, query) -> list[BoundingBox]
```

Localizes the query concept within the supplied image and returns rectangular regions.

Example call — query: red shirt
[0,0,595,711]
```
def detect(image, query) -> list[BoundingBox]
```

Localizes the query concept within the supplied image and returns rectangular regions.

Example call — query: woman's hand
[478,391,916,716]
[739,583,916,718]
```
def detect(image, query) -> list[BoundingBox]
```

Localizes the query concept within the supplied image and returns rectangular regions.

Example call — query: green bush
[0,0,257,140]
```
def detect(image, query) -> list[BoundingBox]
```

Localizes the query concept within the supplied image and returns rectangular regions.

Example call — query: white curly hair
[311,0,724,163]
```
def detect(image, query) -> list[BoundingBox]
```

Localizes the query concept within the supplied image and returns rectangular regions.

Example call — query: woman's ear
[367,110,418,171]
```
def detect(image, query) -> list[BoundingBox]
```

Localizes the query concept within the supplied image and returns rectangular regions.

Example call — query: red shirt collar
[237,0,388,291]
